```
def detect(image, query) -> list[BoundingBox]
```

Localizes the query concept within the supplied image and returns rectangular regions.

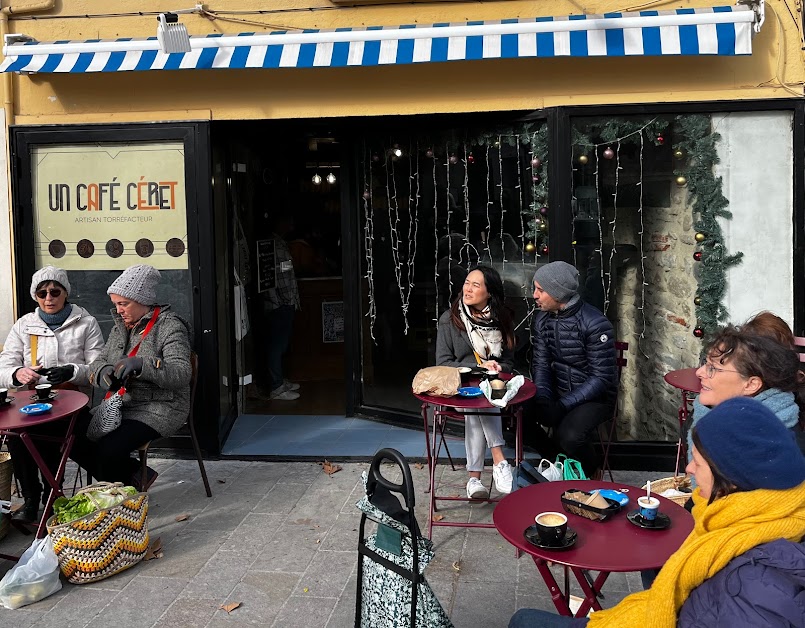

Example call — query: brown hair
[449,265,515,350]
[741,311,795,350]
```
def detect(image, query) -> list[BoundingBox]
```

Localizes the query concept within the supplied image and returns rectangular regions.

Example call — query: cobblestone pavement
[0,458,670,627]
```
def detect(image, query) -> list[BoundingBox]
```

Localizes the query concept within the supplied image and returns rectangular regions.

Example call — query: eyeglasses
[35,288,62,299]
[700,361,740,379]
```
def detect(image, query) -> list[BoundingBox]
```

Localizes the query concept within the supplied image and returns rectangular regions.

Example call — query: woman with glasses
[0,266,104,522]
[689,324,803,462]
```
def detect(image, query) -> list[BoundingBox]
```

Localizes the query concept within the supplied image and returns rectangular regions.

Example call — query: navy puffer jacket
[530,298,617,411]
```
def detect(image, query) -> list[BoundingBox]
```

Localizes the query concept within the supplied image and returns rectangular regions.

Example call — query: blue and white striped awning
[0,5,759,74]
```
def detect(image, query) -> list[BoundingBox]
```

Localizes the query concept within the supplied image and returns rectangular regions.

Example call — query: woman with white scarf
[435,265,516,500]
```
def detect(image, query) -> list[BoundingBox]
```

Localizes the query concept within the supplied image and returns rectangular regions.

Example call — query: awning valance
[0,5,759,74]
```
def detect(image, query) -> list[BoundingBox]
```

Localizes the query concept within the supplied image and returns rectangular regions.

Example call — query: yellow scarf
[587,481,805,628]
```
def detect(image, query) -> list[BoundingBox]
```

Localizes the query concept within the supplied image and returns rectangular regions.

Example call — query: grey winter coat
[88,305,191,438]
[0,305,104,397]
[435,310,514,372]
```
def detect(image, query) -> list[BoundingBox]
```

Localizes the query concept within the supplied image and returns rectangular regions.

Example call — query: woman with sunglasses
[0,266,104,522]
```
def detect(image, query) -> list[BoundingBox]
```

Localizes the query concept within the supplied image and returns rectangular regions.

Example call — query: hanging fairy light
[326,172,337,184]
[312,173,322,185]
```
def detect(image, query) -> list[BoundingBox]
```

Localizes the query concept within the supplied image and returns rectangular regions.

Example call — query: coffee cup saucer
[523,525,578,550]
[0,396,14,406]
[30,391,58,402]
[627,510,671,530]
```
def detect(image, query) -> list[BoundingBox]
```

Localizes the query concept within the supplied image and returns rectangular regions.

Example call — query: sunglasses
[35,288,63,299]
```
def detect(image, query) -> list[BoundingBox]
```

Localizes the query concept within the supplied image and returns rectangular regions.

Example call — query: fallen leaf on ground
[414,463,424,470]
[143,537,163,561]
[319,460,342,475]
[293,518,312,525]
[220,602,241,614]
[433,515,445,522]
[175,513,190,522]
[303,587,309,593]
[177,480,185,484]
[452,560,462,572]
[217,479,226,484]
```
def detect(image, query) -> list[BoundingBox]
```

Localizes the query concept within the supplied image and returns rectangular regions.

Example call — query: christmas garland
[673,114,743,340]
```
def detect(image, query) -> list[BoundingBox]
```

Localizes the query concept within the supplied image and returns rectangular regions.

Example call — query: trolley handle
[367,447,415,511]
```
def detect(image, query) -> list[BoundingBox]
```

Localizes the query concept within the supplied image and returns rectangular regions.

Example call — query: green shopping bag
[556,454,588,481]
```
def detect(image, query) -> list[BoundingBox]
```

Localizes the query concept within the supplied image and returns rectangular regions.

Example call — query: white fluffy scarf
[458,301,503,363]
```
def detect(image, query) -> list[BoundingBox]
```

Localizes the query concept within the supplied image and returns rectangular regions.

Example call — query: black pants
[70,411,160,484]
[534,401,614,476]
[6,418,69,500]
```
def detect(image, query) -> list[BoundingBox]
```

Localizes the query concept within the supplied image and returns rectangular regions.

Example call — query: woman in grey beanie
[0,266,104,522]
[70,264,192,490]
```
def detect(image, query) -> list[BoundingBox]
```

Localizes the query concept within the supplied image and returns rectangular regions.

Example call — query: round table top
[0,389,89,430]
[663,368,701,394]
[413,372,537,409]
[493,480,694,572]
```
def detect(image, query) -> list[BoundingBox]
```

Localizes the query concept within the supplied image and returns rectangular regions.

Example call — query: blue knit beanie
[694,397,805,491]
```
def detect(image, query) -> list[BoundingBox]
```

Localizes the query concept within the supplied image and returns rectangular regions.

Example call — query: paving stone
[251,482,308,515]
[186,491,261,532]
[31,586,116,628]
[180,549,256,599]
[318,513,361,552]
[152,597,219,628]
[84,576,187,628]
[456,531,521,582]
[271,595,337,628]
[205,572,299,627]
[0,606,41,627]
[137,529,226,579]
[451,579,515,628]
[293,550,354,598]
[217,513,284,554]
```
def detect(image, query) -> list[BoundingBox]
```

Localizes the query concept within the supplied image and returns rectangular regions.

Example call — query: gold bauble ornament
[675,175,687,186]
[538,222,548,233]
[695,232,706,243]
[674,149,685,160]
[694,296,702,306]
[578,155,589,165]
[525,242,536,253]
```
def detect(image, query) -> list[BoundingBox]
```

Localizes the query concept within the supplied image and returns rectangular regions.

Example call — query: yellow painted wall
[3,0,804,124]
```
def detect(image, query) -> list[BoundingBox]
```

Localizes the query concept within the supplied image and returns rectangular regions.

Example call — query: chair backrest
[614,341,628,379]
[794,336,805,363]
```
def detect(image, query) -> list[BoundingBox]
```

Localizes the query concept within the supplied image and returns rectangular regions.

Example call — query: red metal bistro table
[0,389,88,548]
[414,373,537,537]
[663,368,701,475]
[494,480,693,618]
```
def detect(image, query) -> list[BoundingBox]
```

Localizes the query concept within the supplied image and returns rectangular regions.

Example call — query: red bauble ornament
[467,154,475,164]
[449,154,458,165]
[531,157,542,169]
[693,251,703,261]
[425,148,434,158]
[362,191,371,200]
[657,134,665,145]
[603,147,615,160]
[693,327,704,338]
[540,245,549,255]
[539,206,549,216]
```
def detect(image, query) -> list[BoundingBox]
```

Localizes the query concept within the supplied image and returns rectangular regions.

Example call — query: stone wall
[605,184,701,441]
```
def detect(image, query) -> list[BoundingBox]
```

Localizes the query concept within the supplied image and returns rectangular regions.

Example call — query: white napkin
[480,375,525,408]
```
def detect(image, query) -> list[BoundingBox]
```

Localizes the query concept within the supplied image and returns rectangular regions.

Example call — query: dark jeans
[266,304,295,391]
[535,401,614,476]
[70,411,160,484]
[509,609,589,628]
[6,418,67,499]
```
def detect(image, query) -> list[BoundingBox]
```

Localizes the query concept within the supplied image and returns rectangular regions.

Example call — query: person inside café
[435,264,515,499]
[0,266,104,523]
[69,264,192,491]
[510,396,805,628]
[530,261,617,478]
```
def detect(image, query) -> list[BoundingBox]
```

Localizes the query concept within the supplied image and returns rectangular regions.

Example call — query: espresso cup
[35,383,52,400]
[0,388,7,403]
[457,367,472,384]
[638,496,660,521]
[534,511,568,545]
[484,370,500,382]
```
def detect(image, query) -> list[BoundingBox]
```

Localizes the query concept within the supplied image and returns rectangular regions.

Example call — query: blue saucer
[19,403,52,416]
[457,387,484,398]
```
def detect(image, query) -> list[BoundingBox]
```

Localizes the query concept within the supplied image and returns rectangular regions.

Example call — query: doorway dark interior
[215,122,345,416]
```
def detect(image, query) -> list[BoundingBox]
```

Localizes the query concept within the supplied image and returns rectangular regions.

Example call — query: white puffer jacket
[0,305,105,394]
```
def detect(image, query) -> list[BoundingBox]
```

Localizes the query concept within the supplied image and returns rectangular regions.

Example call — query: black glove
[97,365,122,392]
[534,399,566,428]
[113,356,143,383]
[43,365,76,385]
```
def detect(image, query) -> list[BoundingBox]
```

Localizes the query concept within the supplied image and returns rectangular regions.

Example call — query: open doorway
[216,123,345,416]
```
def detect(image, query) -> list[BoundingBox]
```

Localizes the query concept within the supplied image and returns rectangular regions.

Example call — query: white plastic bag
[479,375,525,408]
[0,536,62,609]
[537,459,564,482]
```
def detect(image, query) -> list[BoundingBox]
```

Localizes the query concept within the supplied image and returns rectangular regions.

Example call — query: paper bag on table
[412,366,461,398]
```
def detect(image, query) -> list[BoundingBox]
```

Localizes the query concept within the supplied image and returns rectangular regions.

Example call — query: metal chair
[794,336,805,363]
[597,341,628,482]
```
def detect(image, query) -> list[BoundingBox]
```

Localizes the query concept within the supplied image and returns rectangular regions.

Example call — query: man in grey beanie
[530,261,617,478]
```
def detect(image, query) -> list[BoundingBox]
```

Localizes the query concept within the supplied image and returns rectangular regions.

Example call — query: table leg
[674,390,691,476]
[427,411,441,539]
[422,402,432,485]
[570,567,608,616]
[533,557,572,616]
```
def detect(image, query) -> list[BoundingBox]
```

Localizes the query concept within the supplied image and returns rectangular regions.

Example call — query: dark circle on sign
[77,239,95,259]
[49,240,66,259]
[135,238,154,258]
[105,239,124,258]
[165,238,185,257]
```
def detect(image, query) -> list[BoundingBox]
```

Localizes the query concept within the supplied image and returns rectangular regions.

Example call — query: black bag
[514,460,549,489]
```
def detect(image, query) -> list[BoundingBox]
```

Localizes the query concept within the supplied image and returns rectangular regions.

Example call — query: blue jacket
[678,539,805,627]
[530,298,617,411]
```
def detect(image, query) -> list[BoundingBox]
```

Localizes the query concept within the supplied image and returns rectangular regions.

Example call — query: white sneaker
[284,379,300,391]
[493,460,513,494]
[270,383,300,401]
[466,477,489,500]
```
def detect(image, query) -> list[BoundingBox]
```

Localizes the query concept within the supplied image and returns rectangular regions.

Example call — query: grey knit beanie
[30,266,71,301]
[533,261,579,303]
[107,264,161,306]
